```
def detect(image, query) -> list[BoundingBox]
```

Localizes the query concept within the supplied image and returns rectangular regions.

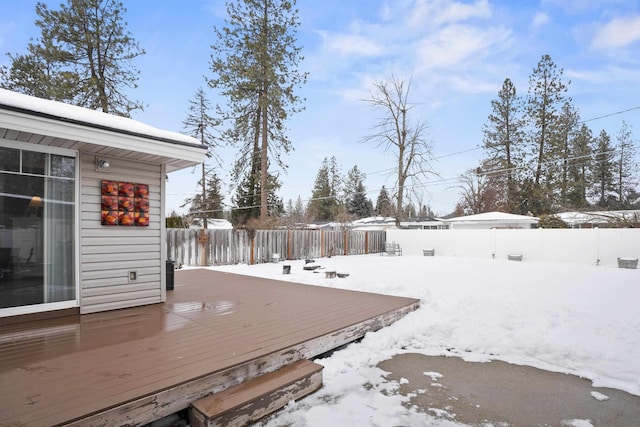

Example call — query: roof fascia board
[0,108,207,164]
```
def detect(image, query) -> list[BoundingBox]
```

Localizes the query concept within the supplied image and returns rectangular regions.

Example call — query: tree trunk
[202,162,207,229]
[260,91,269,221]
[535,118,546,186]
[396,143,404,227]
[201,124,207,229]
[259,1,269,221]
[618,147,624,205]
[561,135,569,207]
[505,118,512,211]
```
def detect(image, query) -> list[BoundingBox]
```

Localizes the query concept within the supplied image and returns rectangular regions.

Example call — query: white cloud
[445,74,498,94]
[542,0,627,14]
[591,15,640,49]
[379,3,392,22]
[408,0,492,29]
[319,31,385,57]
[310,0,512,100]
[568,65,640,86]
[532,12,550,28]
[414,24,511,71]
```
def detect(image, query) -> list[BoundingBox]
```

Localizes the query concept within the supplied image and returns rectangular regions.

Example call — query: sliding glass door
[0,144,77,314]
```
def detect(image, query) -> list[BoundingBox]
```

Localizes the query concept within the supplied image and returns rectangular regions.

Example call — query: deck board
[0,268,419,427]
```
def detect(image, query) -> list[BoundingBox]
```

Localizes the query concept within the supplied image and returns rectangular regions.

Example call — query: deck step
[189,360,323,427]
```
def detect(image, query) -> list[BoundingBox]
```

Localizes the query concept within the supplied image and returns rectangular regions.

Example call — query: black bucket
[166,260,175,290]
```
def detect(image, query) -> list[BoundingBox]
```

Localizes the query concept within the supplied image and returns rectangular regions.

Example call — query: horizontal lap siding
[80,153,163,314]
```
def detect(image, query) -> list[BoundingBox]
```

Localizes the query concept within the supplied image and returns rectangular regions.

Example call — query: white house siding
[79,153,164,314]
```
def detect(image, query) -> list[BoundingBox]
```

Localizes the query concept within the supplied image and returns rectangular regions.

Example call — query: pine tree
[328,156,343,207]
[284,195,305,226]
[307,157,339,222]
[182,87,220,227]
[555,102,580,209]
[375,186,394,217]
[614,121,638,208]
[186,174,225,225]
[209,0,307,220]
[183,88,220,161]
[344,165,372,219]
[231,171,260,225]
[566,124,593,209]
[166,211,190,228]
[525,54,570,213]
[348,181,374,219]
[231,169,282,226]
[1,0,144,115]
[591,130,616,208]
[482,78,524,212]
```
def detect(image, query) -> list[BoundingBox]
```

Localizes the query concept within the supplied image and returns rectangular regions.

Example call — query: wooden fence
[166,229,387,266]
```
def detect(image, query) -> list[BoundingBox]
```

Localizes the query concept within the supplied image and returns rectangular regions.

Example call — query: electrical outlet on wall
[128,270,137,282]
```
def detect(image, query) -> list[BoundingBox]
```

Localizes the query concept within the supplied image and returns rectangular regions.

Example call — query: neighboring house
[189,218,234,230]
[444,211,539,229]
[350,216,397,231]
[0,89,207,320]
[300,217,448,231]
[556,210,640,228]
[399,218,448,230]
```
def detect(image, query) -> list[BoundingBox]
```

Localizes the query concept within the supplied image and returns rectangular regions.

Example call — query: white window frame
[0,140,79,317]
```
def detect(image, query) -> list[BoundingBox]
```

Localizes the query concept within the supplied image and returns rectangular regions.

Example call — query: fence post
[365,231,369,254]
[343,230,348,256]
[198,229,209,266]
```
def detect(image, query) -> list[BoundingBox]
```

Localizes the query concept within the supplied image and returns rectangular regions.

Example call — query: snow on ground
[201,254,640,426]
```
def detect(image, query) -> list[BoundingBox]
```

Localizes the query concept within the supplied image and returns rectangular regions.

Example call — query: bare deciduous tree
[455,168,505,215]
[362,75,434,226]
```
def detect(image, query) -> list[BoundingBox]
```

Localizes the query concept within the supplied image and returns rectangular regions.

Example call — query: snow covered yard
[204,254,640,426]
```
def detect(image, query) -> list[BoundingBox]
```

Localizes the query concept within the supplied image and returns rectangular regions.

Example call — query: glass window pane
[0,147,20,172]
[22,150,46,175]
[0,174,45,309]
[44,176,75,303]
[50,155,76,178]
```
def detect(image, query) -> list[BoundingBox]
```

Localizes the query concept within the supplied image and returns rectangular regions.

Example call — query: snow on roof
[556,211,609,224]
[352,216,396,225]
[557,210,640,225]
[190,218,233,230]
[446,211,539,223]
[0,88,201,147]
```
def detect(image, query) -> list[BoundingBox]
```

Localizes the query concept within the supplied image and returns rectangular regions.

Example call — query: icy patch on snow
[590,391,610,401]
[561,419,594,427]
[424,371,444,381]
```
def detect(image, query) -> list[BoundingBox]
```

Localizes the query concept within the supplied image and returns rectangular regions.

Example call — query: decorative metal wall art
[101,180,149,226]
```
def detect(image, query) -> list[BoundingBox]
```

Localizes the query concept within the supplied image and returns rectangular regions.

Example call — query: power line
[174,105,640,211]
[580,106,640,124]
[432,146,482,160]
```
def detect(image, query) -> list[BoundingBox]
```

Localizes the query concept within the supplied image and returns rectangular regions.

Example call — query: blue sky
[1,0,639,216]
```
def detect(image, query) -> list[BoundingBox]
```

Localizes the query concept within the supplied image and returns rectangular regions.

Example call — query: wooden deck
[0,268,420,427]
